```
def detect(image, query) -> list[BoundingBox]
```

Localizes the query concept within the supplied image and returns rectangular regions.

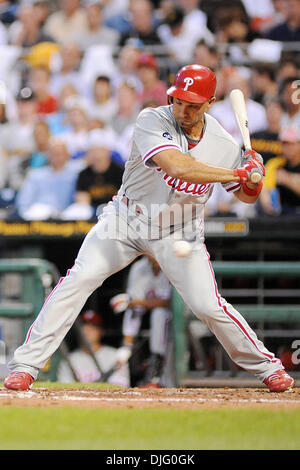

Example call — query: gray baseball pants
[9,201,282,382]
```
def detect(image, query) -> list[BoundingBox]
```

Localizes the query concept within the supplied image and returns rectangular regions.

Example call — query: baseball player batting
[4,64,294,392]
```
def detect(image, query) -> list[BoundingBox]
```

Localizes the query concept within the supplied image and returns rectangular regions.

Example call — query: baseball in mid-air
[173,240,192,257]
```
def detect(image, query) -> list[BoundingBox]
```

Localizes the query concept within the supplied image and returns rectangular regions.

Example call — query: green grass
[0,382,299,450]
[0,406,299,450]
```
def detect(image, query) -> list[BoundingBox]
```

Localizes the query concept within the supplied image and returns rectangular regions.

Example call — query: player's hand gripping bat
[230,89,262,184]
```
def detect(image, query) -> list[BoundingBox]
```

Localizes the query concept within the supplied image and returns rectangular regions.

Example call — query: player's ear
[204,96,216,110]
[168,96,173,105]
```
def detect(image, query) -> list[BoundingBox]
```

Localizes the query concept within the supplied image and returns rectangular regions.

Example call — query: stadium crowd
[0,0,298,220]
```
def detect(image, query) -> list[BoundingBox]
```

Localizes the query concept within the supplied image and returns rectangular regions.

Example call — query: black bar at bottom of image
[0,450,294,464]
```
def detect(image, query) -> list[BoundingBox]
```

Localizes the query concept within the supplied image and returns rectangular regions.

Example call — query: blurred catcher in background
[110,255,171,387]
[57,309,130,386]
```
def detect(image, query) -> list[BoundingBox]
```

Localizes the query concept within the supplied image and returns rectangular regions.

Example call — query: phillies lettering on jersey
[156,167,211,196]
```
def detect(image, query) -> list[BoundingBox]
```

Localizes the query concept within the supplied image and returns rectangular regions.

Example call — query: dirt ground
[0,387,300,409]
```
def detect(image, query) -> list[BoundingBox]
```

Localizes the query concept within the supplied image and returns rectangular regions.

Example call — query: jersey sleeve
[223,181,241,193]
[221,146,243,193]
[134,108,182,168]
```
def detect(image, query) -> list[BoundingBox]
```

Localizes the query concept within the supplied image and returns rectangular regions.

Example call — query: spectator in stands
[63,128,123,219]
[178,0,214,45]
[33,0,51,29]
[210,71,267,144]
[111,97,158,165]
[0,0,17,25]
[193,40,220,72]
[158,4,213,64]
[70,0,120,48]
[49,43,85,98]
[271,0,289,26]
[9,3,53,47]
[2,118,50,193]
[0,104,7,129]
[212,2,258,64]
[44,0,88,45]
[109,80,141,162]
[111,43,143,92]
[60,95,90,160]
[112,80,140,135]
[259,126,300,215]
[0,87,36,191]
[29,66,58,116]
[119,0,162,46]
[103,0,132,35]
[280,76,300,129]
[57,310,130,386]
[136,53,168,106]
[210,64,237,103]
[266,0,300,41]
[241,0,278,34]
[0,14,7,45]
[251,99,284,164]
[88,115,105,131]
[213,1,256,43]
[101,0,130,25]
[110,81,142,162]
[29,120,50,169]
[157,6,193,63]
[89,75,118,125]
[25,40,62,75]
[16,137,83,220]
[46,83,78,135]
[276,56,300,84]
[251,64,278,105]
[0,101,10,191]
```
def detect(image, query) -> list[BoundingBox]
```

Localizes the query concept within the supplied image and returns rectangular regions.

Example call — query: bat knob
[250,172,261,183]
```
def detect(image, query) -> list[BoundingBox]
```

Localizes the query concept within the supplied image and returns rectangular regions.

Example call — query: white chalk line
[0,390,299,404]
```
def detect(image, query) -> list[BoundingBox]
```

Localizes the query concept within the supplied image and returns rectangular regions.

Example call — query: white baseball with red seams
[173,240,192,257]
[8,104,283,385]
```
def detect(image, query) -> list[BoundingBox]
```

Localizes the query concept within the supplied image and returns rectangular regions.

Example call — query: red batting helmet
[167,64,216,104]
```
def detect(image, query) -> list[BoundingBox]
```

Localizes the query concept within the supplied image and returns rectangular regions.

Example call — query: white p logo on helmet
[183,77,194,91]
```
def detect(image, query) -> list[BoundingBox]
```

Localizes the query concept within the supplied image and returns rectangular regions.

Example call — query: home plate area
[0,387,300,409]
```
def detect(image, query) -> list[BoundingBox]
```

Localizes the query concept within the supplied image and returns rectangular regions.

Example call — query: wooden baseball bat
[73,318,105,381]
[229,89,262,183]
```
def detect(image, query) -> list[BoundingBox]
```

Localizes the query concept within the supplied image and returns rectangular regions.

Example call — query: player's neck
[181,115,205,141]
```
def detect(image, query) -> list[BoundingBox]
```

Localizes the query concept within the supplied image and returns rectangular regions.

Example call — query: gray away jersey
[118,105,242,227]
